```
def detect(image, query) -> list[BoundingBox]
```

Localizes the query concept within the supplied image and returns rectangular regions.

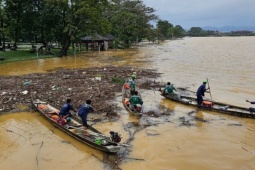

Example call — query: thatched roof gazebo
[80,34,115,51]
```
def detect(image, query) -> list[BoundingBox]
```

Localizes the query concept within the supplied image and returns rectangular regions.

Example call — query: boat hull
[32,98,122,153]
[122,83,143,116]
[162,93,255,119]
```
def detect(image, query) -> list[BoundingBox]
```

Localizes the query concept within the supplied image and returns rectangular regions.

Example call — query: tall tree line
[0,0,186,57]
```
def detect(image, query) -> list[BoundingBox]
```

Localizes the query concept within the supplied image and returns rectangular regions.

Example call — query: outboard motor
[110,131,121,143]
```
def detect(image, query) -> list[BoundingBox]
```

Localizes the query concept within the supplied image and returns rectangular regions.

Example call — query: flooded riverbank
[1,37,255,170]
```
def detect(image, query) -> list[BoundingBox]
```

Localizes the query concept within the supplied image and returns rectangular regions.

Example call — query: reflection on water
[1,37,255,170]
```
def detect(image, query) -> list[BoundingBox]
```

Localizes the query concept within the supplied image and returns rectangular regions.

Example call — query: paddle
[206,78,212,101]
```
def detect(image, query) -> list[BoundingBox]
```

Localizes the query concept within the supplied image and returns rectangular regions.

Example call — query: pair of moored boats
[121,79,255,119]
[121,80,255,118]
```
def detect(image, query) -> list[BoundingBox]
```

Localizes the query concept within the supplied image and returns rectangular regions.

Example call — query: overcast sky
[142,0,255,29]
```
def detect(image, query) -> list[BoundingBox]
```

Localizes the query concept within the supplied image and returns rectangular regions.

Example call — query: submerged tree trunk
[58,35,72,57]
[58,19,80,57]
[0,18,3,47]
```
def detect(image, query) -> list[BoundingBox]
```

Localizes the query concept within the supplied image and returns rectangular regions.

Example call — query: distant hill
[202,26,255,32]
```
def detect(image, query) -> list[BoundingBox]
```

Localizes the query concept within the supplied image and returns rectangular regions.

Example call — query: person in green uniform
[129,75,136,95]
[163,82,176,94]
[129,91,143,110]
[162,82,180,99]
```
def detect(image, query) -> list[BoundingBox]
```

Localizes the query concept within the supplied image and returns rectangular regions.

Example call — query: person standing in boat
[246,100,255,113]
[59,98,76,118]
[196,81,210,106]
[129,74,136,95]
[129,91,143,111]
[78,99,95,129]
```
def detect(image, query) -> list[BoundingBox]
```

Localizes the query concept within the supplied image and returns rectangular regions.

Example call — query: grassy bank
[0,45,78,64]
[0,50,57,64]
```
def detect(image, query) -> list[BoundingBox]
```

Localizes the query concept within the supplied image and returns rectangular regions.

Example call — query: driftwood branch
[6,129,27,141]
[1,96,7,104]
[126,157,145,161]
[91,154,103,163]
[36,141,44,166]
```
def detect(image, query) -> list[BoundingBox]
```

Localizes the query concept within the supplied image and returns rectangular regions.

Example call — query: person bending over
[59,99,76,118]
[78,99,95,129]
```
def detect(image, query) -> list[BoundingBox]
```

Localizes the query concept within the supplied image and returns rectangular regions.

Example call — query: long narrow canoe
[122,82,143,116]
[32,97,124,153]
[161,93,255,119]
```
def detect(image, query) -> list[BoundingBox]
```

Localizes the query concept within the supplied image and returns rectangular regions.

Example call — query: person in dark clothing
[78,99,95,128]
[196,81,210,106]
[59,99,76,118]
[246,100,255,112]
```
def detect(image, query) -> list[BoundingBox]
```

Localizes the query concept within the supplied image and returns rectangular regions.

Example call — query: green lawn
[0,47,78,64]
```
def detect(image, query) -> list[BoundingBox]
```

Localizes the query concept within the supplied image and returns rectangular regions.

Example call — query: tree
[50,0,111,57]
[4,0,26,45]
[174,25,186,37]
[167,27,175,39]
[146,26,159,43]
[188,27,207,37]
[0,0,6,47]
[108,0,157,47]
[166,25,186,39]
[156,20,173,40]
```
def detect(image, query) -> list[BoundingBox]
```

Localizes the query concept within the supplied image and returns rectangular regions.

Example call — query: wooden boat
[122,82,143,116]
[161,93,255,119]
[32,97,125,153]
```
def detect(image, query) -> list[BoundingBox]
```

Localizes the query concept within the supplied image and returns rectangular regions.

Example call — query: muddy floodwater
[1,37,255,170]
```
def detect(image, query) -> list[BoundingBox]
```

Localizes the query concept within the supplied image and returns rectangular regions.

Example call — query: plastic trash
[21,90,28,95]
[219,106,229,110]
[95,139,102,145]
[95,77,101,81]
[1,92,7,95]
[23,81,31,85]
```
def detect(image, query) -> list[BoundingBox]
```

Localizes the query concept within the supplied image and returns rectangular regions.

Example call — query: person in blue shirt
[246,100,255,112]
[59,99,76,118]
[196,81,210,106]
[78,99,95,128]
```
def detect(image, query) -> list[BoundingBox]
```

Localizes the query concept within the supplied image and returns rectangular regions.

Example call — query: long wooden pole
[207,78,212,101]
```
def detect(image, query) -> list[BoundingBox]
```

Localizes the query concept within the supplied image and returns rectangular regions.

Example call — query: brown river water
[0,37,255,170]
